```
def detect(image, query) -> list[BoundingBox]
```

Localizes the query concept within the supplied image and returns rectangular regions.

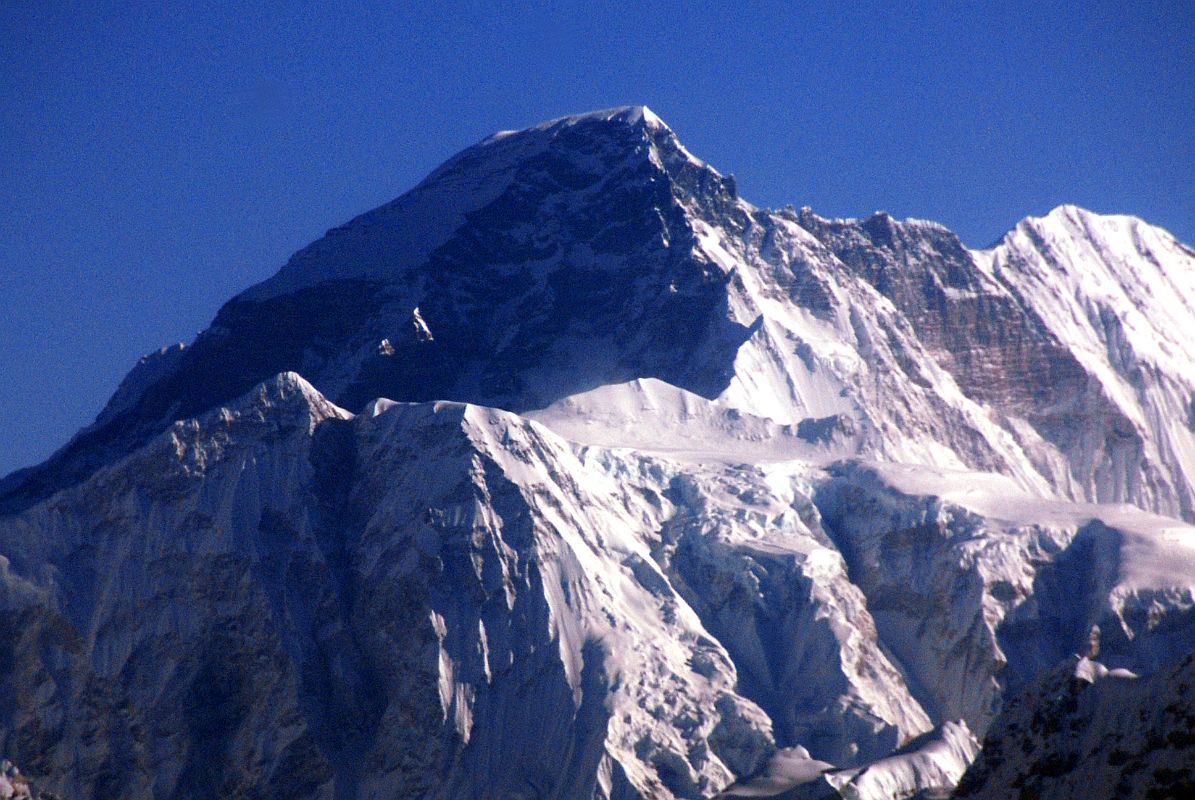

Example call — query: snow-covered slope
[1,374,766,798]
[978,205,1195,520]
[5,374,1194,798]
[2,107,1194,798]
[0,375,899,797]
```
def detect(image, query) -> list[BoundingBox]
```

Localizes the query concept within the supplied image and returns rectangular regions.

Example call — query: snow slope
[977,205,1195,519]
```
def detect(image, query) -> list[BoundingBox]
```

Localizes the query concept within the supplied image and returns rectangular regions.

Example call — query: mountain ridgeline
[2,107,1194,799]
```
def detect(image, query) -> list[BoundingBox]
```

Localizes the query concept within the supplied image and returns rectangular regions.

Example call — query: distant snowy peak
[986,204,1195,375]
[995,204,1195,291]
[1010,202,1191,254]
[978,201,1195,519]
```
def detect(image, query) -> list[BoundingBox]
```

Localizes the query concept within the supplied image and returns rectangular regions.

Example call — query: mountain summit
[1,104,751,511]
[2,109,1194,799]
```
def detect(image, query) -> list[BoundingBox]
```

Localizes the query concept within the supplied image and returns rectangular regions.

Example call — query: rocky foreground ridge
[2,107,1194,798]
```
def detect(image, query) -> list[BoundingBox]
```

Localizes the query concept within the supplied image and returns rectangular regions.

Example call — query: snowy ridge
[524,378,859,463]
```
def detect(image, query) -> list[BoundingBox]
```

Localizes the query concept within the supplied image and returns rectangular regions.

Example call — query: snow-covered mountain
[1,106,1193,798]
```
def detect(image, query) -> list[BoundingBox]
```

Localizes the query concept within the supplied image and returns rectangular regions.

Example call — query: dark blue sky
[2,1,1192,476]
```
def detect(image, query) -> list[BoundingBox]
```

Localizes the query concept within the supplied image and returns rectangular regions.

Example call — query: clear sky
[1,1,1192,477]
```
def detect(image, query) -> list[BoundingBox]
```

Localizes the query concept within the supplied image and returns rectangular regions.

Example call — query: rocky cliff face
[2,107,1194,799]
[955,654,1195,799]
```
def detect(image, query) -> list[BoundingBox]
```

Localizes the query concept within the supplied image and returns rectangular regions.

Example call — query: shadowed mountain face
[0,109,754,513]
[3,107,1195,800]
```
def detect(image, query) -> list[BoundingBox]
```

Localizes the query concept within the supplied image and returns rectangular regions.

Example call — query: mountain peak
[995,203,1194,265]
[529,104,668,133]
[7,106,1195,800]
[216,371,351,434]
[1013,203,1149,241]
[240,105,689,303]
[476,105,667,147]
[7,110,1192,532]
[980,204,1192,271]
